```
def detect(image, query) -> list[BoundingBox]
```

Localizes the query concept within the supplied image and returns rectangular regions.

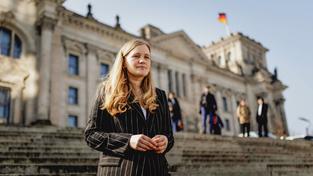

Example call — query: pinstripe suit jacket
[84,88,174,176]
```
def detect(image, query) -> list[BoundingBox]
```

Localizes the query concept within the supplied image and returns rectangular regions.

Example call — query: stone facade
[0,0,288,136]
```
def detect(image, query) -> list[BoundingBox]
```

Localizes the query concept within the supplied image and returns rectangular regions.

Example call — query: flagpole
[225,24,231,36]
[218,13,231,36]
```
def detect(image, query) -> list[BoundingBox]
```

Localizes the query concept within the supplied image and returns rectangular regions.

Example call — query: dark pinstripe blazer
[84,88,174,176]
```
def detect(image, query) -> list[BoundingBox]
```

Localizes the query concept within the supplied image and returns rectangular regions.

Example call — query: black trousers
[258,122,268,137]
[240,123,250,137]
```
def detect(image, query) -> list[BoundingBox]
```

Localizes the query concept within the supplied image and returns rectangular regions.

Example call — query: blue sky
[64,0,313,135]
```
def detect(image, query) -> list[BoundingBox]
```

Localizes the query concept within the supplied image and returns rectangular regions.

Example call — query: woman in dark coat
[84,39,174,176]
[168,92,183,132]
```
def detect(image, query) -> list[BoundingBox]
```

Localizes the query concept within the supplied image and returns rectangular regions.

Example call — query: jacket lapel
[127,93,156,132]
[129,101,146,122]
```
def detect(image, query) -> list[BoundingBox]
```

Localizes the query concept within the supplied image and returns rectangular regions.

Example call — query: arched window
[0,27,22,58]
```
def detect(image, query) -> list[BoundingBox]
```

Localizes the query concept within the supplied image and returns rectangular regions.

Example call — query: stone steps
[0,174,95,176]
[0,163,97,175]
[0,127,96,175]
[1,127,313,175]
[0,157,97,164]
[0,151,99,158]
[169,133,313,175]
[181,158,313,165]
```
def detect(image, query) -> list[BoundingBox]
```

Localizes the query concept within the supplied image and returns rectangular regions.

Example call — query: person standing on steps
[84,39,174,176]
[237,99,251,137]
[168,92,184,132]
[256,96,269,137]
[199,85,217,134]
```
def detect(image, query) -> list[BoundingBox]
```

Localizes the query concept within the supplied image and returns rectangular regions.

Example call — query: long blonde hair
[97,39,158,116]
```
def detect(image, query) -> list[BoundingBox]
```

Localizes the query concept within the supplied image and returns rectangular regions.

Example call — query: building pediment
[150,31,208,63]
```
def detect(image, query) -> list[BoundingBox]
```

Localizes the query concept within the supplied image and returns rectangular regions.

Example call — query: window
[222,96,228,112]
[68,115,78,127]
[167,69,173,92]
[100,63,109,77]
[13,36,22,58]
[175,71,180,97]
[68,87,78,105]
[225,119,230,131]
[0,27,22,58]
[0,87,10,124]
[0,27,11,56]
[68,54,79,75]
[182,73,187,97]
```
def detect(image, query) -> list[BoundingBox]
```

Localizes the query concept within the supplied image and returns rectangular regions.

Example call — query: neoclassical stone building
[0,0,288,136]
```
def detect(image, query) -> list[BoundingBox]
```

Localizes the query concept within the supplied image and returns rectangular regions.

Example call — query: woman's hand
[129,134,157,152]
[152,135,168,154]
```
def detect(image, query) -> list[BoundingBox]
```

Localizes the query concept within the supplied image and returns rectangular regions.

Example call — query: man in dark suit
[256,96,268,137]
[199,86,217,134]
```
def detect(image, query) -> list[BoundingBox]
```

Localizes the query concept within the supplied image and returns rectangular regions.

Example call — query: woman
[84,39,174,176]
[168,92,183,132]
[236,99,251,137]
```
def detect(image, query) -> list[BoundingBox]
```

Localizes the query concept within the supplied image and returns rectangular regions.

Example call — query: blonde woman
[84,39,174,176]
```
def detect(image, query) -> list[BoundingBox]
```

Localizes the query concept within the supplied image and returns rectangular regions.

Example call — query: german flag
[218,13,228,24]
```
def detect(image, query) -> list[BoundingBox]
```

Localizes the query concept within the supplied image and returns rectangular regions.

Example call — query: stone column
[13,86,23,125]
[36,16,56,124]
[245,84,257,131]
[155,64,162,90]
[215,87,223,115]
[266,92,276,134]
[230,94,240,135]
[175,71,181,97]
[151,62,159,88]
[279,99,288,135]
[184,72,191,101]
[86,44,98,125]
[159,65,169,92]
[171,69,176,94]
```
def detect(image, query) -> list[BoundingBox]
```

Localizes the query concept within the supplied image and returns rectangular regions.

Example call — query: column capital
[85,43,98,55]
[37,16,57,31]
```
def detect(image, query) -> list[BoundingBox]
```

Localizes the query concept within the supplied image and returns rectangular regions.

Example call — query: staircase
[1,126,313,176]
[0,126,97,175]
[168,133,313,176]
